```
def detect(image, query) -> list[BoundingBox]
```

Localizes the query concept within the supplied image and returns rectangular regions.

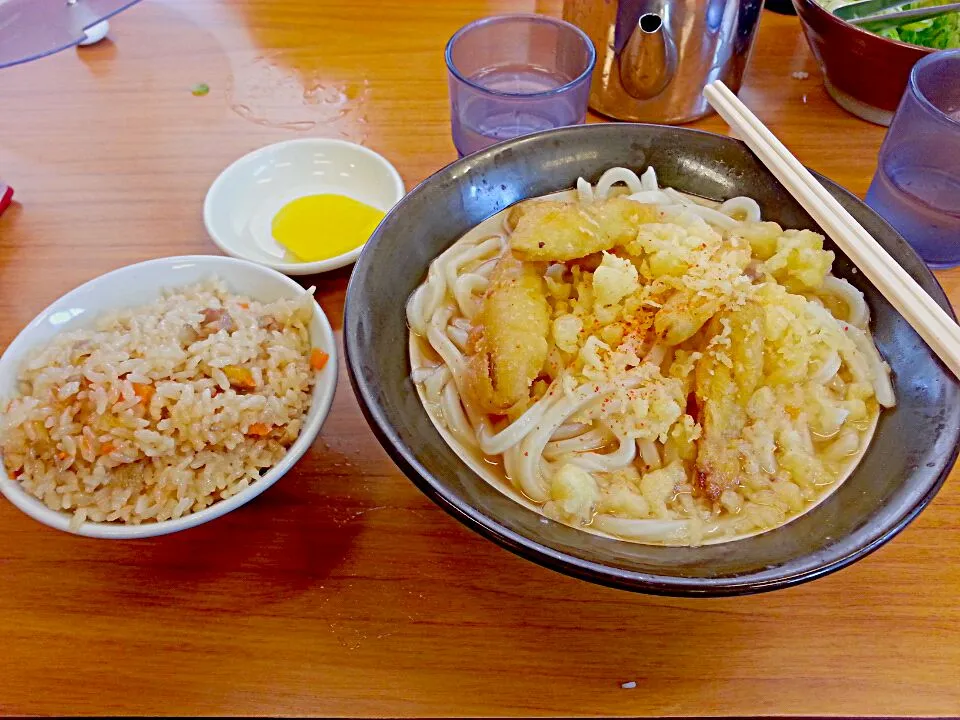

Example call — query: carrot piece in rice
[247,422,271,436]
[132,382,154,404]
[310,348,329,371]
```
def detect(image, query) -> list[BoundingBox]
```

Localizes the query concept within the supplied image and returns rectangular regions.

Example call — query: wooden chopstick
[706,82,960,359]
[703,80,960,381]
[705,82,955,336]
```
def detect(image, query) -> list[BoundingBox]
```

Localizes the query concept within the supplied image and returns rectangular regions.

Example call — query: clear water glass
[445,14,596,157]
[0,0,143,69]
[866,49,960,269]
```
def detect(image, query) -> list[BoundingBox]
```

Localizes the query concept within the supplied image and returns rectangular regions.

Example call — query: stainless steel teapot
[563,0,764,123]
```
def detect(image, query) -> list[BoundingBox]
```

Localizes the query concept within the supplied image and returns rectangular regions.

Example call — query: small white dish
[204,138,405,276]
[0,255,338,538]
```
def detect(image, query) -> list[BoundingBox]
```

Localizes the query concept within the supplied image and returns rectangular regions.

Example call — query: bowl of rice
[0,255,338,538]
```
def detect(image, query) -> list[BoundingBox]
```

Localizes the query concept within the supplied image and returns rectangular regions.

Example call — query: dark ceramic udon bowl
[344,124,960,596]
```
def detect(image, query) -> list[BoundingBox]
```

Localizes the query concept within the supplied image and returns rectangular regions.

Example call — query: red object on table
[0,183,13,216]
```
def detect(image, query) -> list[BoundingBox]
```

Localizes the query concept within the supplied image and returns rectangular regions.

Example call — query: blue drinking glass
[445,14,596,157]
[866,49,960,269]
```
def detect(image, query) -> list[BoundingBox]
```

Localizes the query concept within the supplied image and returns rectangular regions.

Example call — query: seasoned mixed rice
[0,278,322,528]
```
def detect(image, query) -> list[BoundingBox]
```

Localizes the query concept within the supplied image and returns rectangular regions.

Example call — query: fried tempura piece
[510,197,659,262]
[504,199,537,233]
[465,254,550,413]
[693,301,765,501]
[655,291,728,347]
[653,239,752,346]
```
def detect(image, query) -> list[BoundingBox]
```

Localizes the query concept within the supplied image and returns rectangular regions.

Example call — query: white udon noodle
[407,166,892,544]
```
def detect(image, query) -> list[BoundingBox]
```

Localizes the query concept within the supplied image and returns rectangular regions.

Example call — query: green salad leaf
[822,0,960,48]
[894,3,960,47]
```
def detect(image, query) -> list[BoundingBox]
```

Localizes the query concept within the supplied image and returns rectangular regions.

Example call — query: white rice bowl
[0,256,337,538]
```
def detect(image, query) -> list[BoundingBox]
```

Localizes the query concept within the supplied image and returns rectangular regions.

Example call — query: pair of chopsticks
[703,80,960,381]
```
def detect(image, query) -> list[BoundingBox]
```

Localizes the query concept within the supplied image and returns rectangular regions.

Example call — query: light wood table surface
[1,1,958,716]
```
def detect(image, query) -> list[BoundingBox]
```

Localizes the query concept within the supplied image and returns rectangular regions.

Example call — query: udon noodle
[407,167,895,545]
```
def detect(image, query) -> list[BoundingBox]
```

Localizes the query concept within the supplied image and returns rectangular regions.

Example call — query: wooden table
[1,1,958,716]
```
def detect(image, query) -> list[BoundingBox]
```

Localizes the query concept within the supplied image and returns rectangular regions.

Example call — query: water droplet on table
[226,49,370,138]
